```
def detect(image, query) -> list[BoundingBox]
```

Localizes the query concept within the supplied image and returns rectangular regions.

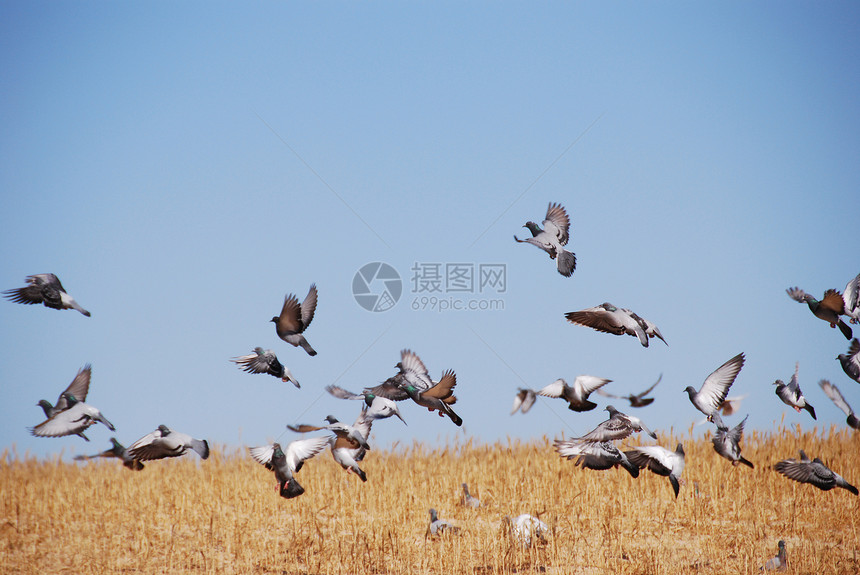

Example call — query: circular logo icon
[352,262,402,312]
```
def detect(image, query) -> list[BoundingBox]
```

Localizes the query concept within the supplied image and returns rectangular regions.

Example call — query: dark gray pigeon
[31,393,115,441]
[554,438,639,478]
[514,202,576,277]
[231,347,299,387]
[773,363,816,420]
[774,450,857,495]
[511,388,537,415]
[684,353,745,430]
[73,438,144,471]
[126,425,210,460]
[596,374,662,408]
[837,339,860,384]
[37,364,92,419]
[786,286,853,339]
[818,379,859,430]
[271,284,317,356]
[248,437,329,499]
[537,375,612,412]
[760,540,788,572]
[712,414,754,468]
[625,443,685,498]
[3,273,90,316]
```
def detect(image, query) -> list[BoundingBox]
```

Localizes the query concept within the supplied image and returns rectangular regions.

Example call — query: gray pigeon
[514,202,576,277]
[3,273,90,316]
[231,347,300,387]
[818,379,859,430]
[537,375,612,412]
[844,273,860,324]
[712,414,754,468]
[248,437,329,499]
[774,450,857,494]
[37,364,92,419]
[760,540,788,572]
[325,385,407,424]
[574,405,657,443]
[30,394,115,441]
[554,438,640,478]
[596,374,662,408]
[73,438,144,470]
[511,388,537,415]
[427,508,460,537]
[461,483,482,508]
[565,303,660,347]
[837,339,860,384]
[773,363,816,420]
[363,349,434,401]
[625,443,686,498]
[786,286,853,339]
[401,370,463,427]
[126,425,210,460]
[290,413,372,482]
[271,284,318,356]
[683,353,745,430]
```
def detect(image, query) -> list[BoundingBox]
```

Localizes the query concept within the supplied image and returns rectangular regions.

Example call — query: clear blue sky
[2,3,859,460]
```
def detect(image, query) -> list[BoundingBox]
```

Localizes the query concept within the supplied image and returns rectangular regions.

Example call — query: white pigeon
[537,375,612,412]
[625,443,686,498]
[683,353,745,429]
[126,424,210,460]
[514,202,577,277]
[248,436,330,499]
[3,273,90,316]
[503,514,549,546]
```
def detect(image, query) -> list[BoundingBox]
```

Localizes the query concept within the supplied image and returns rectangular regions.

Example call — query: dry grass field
[1,425,858,575]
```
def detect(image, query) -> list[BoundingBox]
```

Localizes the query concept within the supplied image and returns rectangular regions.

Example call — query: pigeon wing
[284,436,330,472]
[574,375,612,396]
[326,385,364,400]
[423,370,457,401]
[819,380,853,417]
[300,284,318,328]
[543,202,570,246]
[696,353,745,413]
[820,289,846,314]
[565,308,624,335]
[276,294,303,333]
[248,444,276,468]
[537,379,567,399]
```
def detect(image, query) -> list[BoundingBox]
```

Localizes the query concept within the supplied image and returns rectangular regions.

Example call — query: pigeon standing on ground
[73,438,144,470]
[231,347,300,387]
[554,439,640,478]
[3,273,91,316]
[774,363,816,420]
[683,353,746,430]
[786,286,853,340]
[761,540,788,572]
[514,202,577,277]
[37,364,92,419]
[712,414,754,468]
[461,483,482,508]
[537,375,612,412]
[427,508,460,537]
[774,450,858,495]
[248,437,330,499]
[271,284,318,356]
[625,443,686,498]
[837,339,860,384]
[126,425,210,460]
[596,374,662,408]
[565,303,662,348]
[818,380,859,430]
[31,394,115,441]
[510,388,537,415]
[325,385,407,424]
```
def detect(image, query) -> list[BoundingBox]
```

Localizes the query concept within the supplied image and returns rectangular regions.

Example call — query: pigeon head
[523,221,541,234]
[605,405,619,415]
[324,415,340,424]
[363,394,376,407]
[157,424,171,435]
[429,508,438,521]
[110,438,123,449]
[772,379,783,386]
[675,443,685,455]
[269,317,279,324]
[682,386,697,397]
[272,443,284,458]
[37,399,53,410]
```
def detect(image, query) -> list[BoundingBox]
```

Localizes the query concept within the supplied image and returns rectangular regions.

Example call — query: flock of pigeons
[5,202,860,566]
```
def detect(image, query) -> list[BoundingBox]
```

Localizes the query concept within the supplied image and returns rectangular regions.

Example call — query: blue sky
[2,3,859,460]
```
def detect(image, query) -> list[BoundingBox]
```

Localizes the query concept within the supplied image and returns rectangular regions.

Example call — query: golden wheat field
[1,425,858,575]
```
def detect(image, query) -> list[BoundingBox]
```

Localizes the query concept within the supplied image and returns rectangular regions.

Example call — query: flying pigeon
[31,394,115,441]
[271,284,318,356]
[625,310,668,346]
[503,514,549,547]
[401,370,463,427]
[514,202,577,277]
[844,273,860,324]
[427,508,460,537]
[717,394,748,417]
[248,437,329,499]
[461,483,482,508]
[511,388,537,415]
[538,375,612,412]
[37,364,92,419]
[363,349,435,401]
[712,414,754,468]
[3,273,90,316]
[290,413,372,481]
[786,286,853,339]
[625,443,686,498]
[565,303,662,348]
[126,425,210,461]
[774,450,857,495]
[596,374,662,408]
[837,339,860,384]
[574,405,657,443]
[773,363,816,420]
[73,438,144,471]
[326,385,407,424]
[760,540,788,572]
[818,379,859,430]
[683,353,745,429]
[231,347,299,387]
[554,438,639,478]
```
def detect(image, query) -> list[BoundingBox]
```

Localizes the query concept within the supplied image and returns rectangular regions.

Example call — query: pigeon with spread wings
[74,438,144,471]
[248,437,329,498]
[683,353,745,430]
[786,285,853,340]
[126,425,209,461]
[231,347,300,387]
[3,273,90,316]
[774,363,816,420]
[514,202,577,277]
[597,374,662,408]
[538,375,612,412]
[37,364,92,419]
[565,303,662,348]
[819,379,859,430]
[271,284,318,356]
[625,443,686,498]
[774,450,857,495]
